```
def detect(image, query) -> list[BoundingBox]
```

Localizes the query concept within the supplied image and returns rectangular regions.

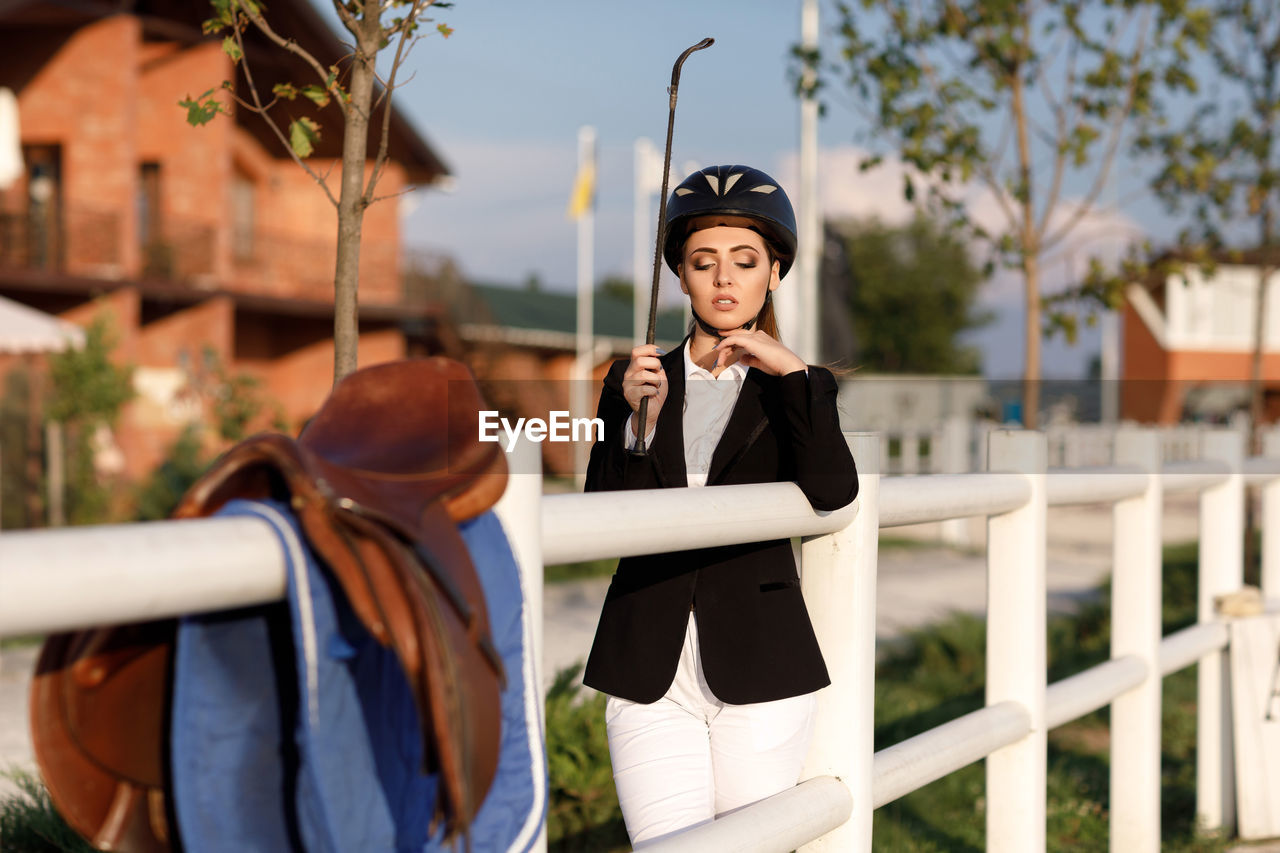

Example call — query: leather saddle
[30,358,510,851]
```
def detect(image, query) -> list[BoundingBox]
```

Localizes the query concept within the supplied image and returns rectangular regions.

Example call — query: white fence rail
[1,426,1278,852]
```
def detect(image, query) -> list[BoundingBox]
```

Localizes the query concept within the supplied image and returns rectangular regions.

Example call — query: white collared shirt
[626,340,747,488]
[682,340,746,487]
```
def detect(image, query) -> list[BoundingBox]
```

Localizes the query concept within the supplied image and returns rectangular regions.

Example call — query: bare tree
[184,0,453,382]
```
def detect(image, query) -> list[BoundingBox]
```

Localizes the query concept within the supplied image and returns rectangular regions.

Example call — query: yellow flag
[566,161,595,220]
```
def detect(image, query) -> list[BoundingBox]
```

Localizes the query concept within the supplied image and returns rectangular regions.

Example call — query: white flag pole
[795,0,821,364]
[573,126,597,486]
[634,137,658,344]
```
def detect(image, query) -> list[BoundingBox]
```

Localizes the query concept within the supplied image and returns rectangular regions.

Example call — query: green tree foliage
[1135,0,1280,441]
[597,276,634,303]
[134,426,210,522]
[46,317,133,427]
[807,0,1210,425]
[184,0,454,383]
[46,317,135,525]
[0,369,35,529]
[133,348,287,520]
[1130,0,1280,578]
[837,216,991,374]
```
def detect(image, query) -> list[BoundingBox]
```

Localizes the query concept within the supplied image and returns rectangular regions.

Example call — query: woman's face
[678,224,780,331]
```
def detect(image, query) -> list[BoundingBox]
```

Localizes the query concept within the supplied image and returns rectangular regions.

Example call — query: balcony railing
[0,208,122,275]
[0,207,403,305]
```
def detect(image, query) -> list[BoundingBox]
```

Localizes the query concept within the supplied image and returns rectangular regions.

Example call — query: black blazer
[582,343,858,704]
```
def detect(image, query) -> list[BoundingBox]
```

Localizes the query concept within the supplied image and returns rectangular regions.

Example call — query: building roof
[0,0,449,184]
[0,292,83,353]
[456,283,687,353]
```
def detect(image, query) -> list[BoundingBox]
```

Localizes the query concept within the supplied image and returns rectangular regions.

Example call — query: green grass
[870,542,1226,851]
[0,770,93,853]
[0,635,42,651]
[545,558,616,584]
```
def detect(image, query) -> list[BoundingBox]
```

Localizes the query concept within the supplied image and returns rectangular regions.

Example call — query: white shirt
[626,340,748,487]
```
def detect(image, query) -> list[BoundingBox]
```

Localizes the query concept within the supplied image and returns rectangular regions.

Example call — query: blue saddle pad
[169,498,546,852]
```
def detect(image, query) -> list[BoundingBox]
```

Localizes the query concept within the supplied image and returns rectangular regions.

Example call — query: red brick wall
[136,297,234,367]
[19,16,141,277]
[238,158,406,304]
[138,39,234,282]
[255,327,407,428]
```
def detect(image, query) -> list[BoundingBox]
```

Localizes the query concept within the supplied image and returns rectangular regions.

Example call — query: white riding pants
[604,612,818,848]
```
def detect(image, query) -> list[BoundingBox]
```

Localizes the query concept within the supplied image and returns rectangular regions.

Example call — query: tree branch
[1037,37,1080,237]
[1041,9,1152,252]
[237,0,349,120]
[230,14,340,208]
[364,0,435,205]
[916,48,1019,232]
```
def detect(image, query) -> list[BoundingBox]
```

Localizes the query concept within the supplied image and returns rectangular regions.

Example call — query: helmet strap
[690,289,770,343]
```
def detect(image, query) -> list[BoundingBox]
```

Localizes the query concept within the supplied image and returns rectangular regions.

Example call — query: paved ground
[0,646,36,800]
[0,496,1204,805]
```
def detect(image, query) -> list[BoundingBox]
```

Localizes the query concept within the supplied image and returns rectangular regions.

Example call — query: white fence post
[800,433,878,853]
[940,415,971,548]
[1110,428,1162,853]
[985,430,1047,853]
[493,436,548,853]
[1197,428,1244,836]
[494,437,545,702]
[1262,426,1280,600]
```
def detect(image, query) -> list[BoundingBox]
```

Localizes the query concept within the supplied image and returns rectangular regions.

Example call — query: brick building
[1123,251,1280,423]
[0,0,450,480]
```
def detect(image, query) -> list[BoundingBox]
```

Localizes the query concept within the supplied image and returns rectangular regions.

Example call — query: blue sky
[365,1,1189,379]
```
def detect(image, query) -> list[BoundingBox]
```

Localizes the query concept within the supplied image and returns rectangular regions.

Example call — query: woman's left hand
[713,329,807,376]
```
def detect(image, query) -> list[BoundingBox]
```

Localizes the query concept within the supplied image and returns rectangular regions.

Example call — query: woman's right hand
[621,344,668,435]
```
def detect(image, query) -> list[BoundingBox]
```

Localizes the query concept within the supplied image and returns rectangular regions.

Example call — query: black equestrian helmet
[662,165,798,278]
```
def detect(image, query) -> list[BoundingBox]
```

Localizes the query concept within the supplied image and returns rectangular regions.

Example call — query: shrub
[133,425,210,521]
[544,665,628,851]
[0,770,93,852]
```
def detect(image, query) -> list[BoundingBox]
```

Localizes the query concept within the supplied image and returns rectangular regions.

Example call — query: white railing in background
[865,418,1267,477]
[2,426,1279,852]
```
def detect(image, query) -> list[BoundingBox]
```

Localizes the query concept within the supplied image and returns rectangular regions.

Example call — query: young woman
[582,164,859,846]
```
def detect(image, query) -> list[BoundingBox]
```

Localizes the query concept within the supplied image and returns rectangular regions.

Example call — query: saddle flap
[31,625,173,853]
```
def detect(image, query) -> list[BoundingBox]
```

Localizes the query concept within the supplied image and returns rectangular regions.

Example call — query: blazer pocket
[759,579,800,593]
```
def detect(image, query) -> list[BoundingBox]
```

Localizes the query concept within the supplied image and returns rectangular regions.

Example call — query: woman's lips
[711,297,738,312]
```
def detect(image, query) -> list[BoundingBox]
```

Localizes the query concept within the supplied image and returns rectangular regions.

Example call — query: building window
[232,171,255,262]
[137,162,161,247]
[24,144,62,269]
[137,162,169,277]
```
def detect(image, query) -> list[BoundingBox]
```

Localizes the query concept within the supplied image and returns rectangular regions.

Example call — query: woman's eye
[693,263,713,271]
[736,262,757,269]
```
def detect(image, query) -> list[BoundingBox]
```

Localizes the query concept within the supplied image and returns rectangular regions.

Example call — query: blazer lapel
[706,368,769,486]
[649,343,688,488]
